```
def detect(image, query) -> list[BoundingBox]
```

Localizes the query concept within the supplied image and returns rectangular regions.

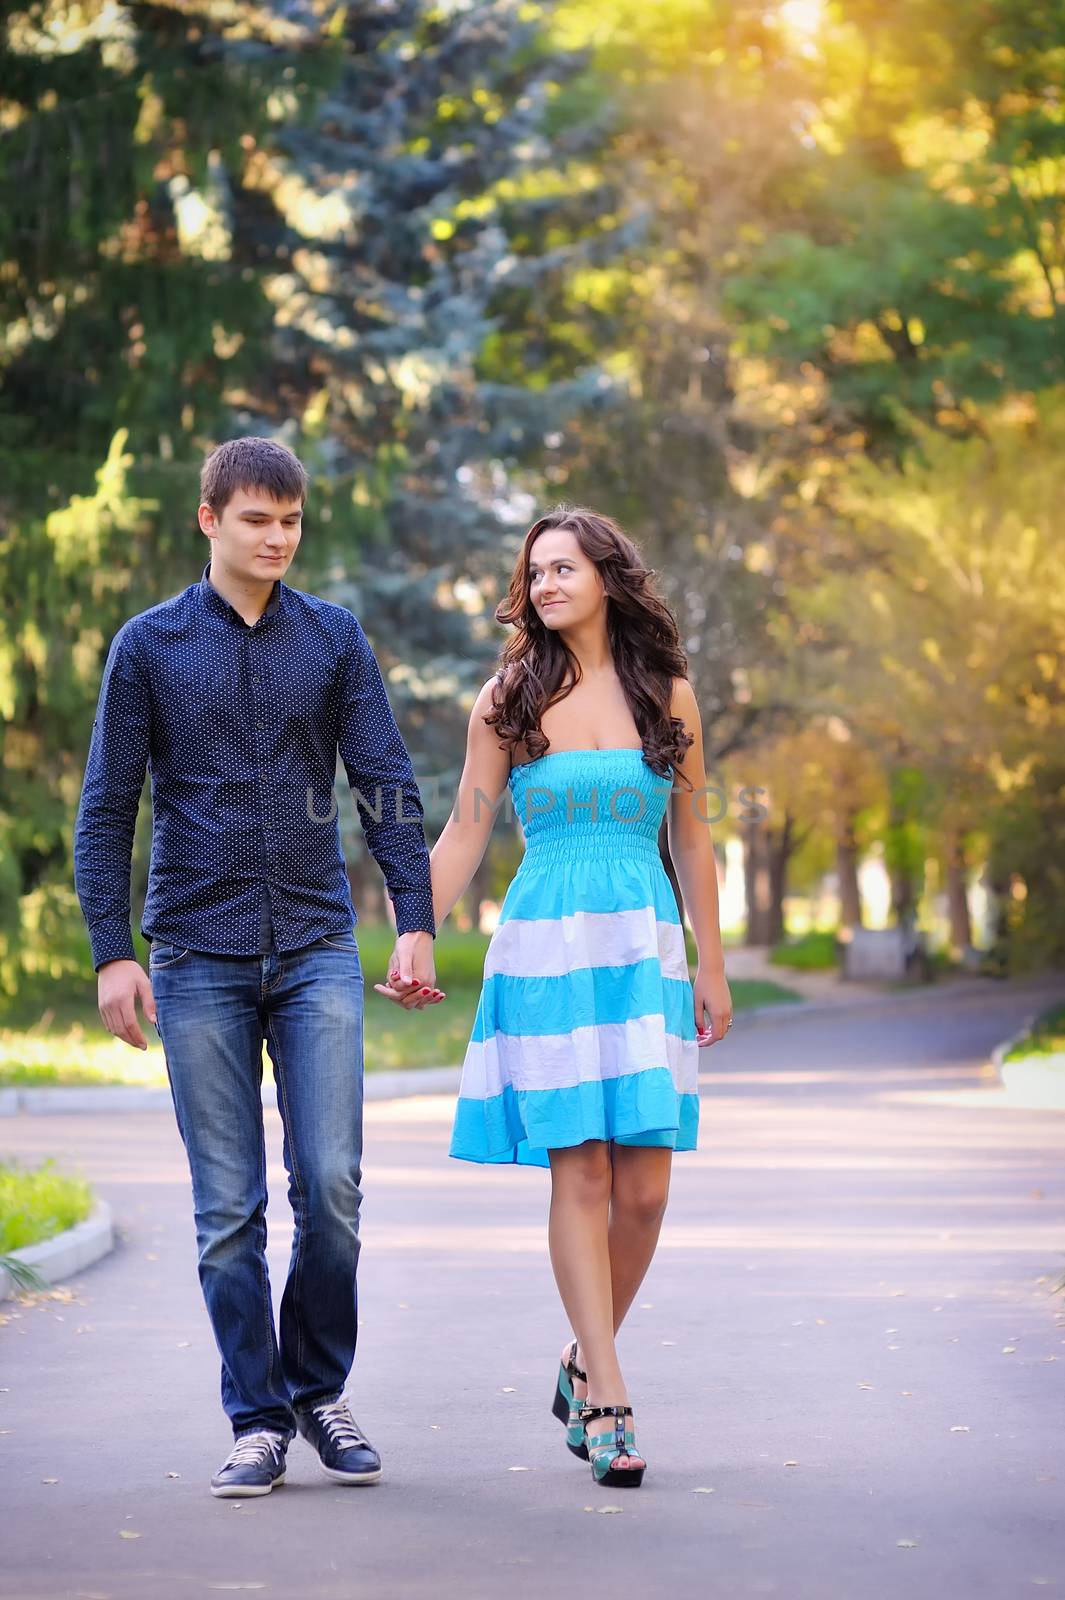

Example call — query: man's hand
[98,958,157,1050]
[372,928,445,1011]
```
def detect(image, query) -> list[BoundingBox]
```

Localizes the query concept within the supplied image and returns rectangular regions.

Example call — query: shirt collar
[200,561,282,627]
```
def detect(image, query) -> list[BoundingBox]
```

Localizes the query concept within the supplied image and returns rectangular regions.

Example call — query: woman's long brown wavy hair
[484,506,696,784]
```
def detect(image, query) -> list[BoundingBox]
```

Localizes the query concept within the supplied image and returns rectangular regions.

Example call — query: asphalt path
[1,972,1063,1600]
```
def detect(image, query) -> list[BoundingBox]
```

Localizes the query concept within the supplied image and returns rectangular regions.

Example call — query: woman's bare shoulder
[670,675,698,716]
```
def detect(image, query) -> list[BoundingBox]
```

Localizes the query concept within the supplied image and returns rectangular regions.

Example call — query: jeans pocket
[149,943,192,969]
[317,931,359,952]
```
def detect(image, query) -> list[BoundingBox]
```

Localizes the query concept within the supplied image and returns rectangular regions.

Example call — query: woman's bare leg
[607,1144,673,1326]
[563,1144,672,1464]
[548,1141,643,1470]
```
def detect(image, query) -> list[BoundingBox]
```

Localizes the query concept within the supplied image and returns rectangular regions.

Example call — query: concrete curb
[992,1008,1065,1110]
[0,1200,114,1303]
[0,1065,466,1117]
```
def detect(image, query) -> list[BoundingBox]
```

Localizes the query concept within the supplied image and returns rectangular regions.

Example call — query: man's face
[198,489,303,583]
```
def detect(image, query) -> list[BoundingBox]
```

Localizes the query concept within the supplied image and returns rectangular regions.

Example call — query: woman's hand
[694,966,732,1047]
[372,931,445,1010]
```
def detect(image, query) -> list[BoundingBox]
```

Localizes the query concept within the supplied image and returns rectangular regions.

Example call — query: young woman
[375,506,732,1489]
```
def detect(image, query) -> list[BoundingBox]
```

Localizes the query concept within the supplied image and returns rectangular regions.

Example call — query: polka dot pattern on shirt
[73,562,435,968]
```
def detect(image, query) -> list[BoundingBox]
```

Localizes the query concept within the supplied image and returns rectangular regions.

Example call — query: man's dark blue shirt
[74,563,435,969]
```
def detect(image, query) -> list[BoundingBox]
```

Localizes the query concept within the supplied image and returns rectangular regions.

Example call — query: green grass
[1004,1002,1065,1063]
[0,1160,93,1254]
[769,930,840,971]
[0,924,800,1086]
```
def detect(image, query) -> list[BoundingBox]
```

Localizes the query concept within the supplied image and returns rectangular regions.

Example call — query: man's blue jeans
[149,932,365,1439]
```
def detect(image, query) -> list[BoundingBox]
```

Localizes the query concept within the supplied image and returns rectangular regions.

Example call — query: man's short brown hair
[200,436,309,514]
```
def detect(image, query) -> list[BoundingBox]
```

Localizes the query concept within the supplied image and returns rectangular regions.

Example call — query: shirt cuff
[391,890,436,939]
[89,922,138,971]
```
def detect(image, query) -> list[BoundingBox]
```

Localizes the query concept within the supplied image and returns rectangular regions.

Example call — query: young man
[74,436,443,1497]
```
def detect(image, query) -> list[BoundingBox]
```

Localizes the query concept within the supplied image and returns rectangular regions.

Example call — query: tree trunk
[836,811,863,928]
[889,851,917,929]
[743,820,772,946]
[945,826,972,952]
[766,813,793,946]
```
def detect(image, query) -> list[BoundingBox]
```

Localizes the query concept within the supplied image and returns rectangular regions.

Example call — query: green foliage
[1004,1003,1065,1063]
[0,0,608,976]
[726,0,1064,446]
[988,761,1065,972]
[769,930,840,971]
[0,1159,93,1253]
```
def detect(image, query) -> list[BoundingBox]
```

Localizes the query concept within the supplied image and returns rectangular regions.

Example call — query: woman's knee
[551,1141,613,1206]
[611,1158,670,1226]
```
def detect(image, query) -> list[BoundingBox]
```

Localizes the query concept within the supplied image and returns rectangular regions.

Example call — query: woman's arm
[374,678,510,1009]
[666,677,733,1046]
[429,678,511,929]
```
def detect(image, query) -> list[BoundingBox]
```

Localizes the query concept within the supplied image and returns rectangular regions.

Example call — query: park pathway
[1,972,1063,1600]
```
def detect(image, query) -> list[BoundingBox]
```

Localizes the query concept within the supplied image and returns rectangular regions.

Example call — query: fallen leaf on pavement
[118,1530,141,1540]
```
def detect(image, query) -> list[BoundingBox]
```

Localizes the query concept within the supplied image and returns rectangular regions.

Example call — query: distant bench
[841,926,931,983]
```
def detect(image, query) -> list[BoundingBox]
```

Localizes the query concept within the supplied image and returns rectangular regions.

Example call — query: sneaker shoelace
[222,1429,286,1471]
[312,1399,367,1449]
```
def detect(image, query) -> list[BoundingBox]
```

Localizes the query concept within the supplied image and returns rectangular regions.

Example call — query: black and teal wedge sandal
[578,1404,645,1488]
[550,1339,590,1459]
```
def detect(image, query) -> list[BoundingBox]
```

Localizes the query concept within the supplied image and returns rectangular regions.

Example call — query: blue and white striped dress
[449,747,701,1167]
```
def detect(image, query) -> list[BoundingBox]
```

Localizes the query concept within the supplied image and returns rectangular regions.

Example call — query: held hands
[98,958,157,1050]
[372,928,446,1011]
[694,965,733,1048]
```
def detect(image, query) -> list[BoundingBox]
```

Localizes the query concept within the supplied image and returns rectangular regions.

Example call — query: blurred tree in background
[1,0,1062,992]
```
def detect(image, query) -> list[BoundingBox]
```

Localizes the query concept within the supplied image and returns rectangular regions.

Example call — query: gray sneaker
[210,1429,288,1498]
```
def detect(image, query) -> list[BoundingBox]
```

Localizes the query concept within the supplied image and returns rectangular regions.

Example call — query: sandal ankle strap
[565,1339,587,1384]
[577,1404,634,1423]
